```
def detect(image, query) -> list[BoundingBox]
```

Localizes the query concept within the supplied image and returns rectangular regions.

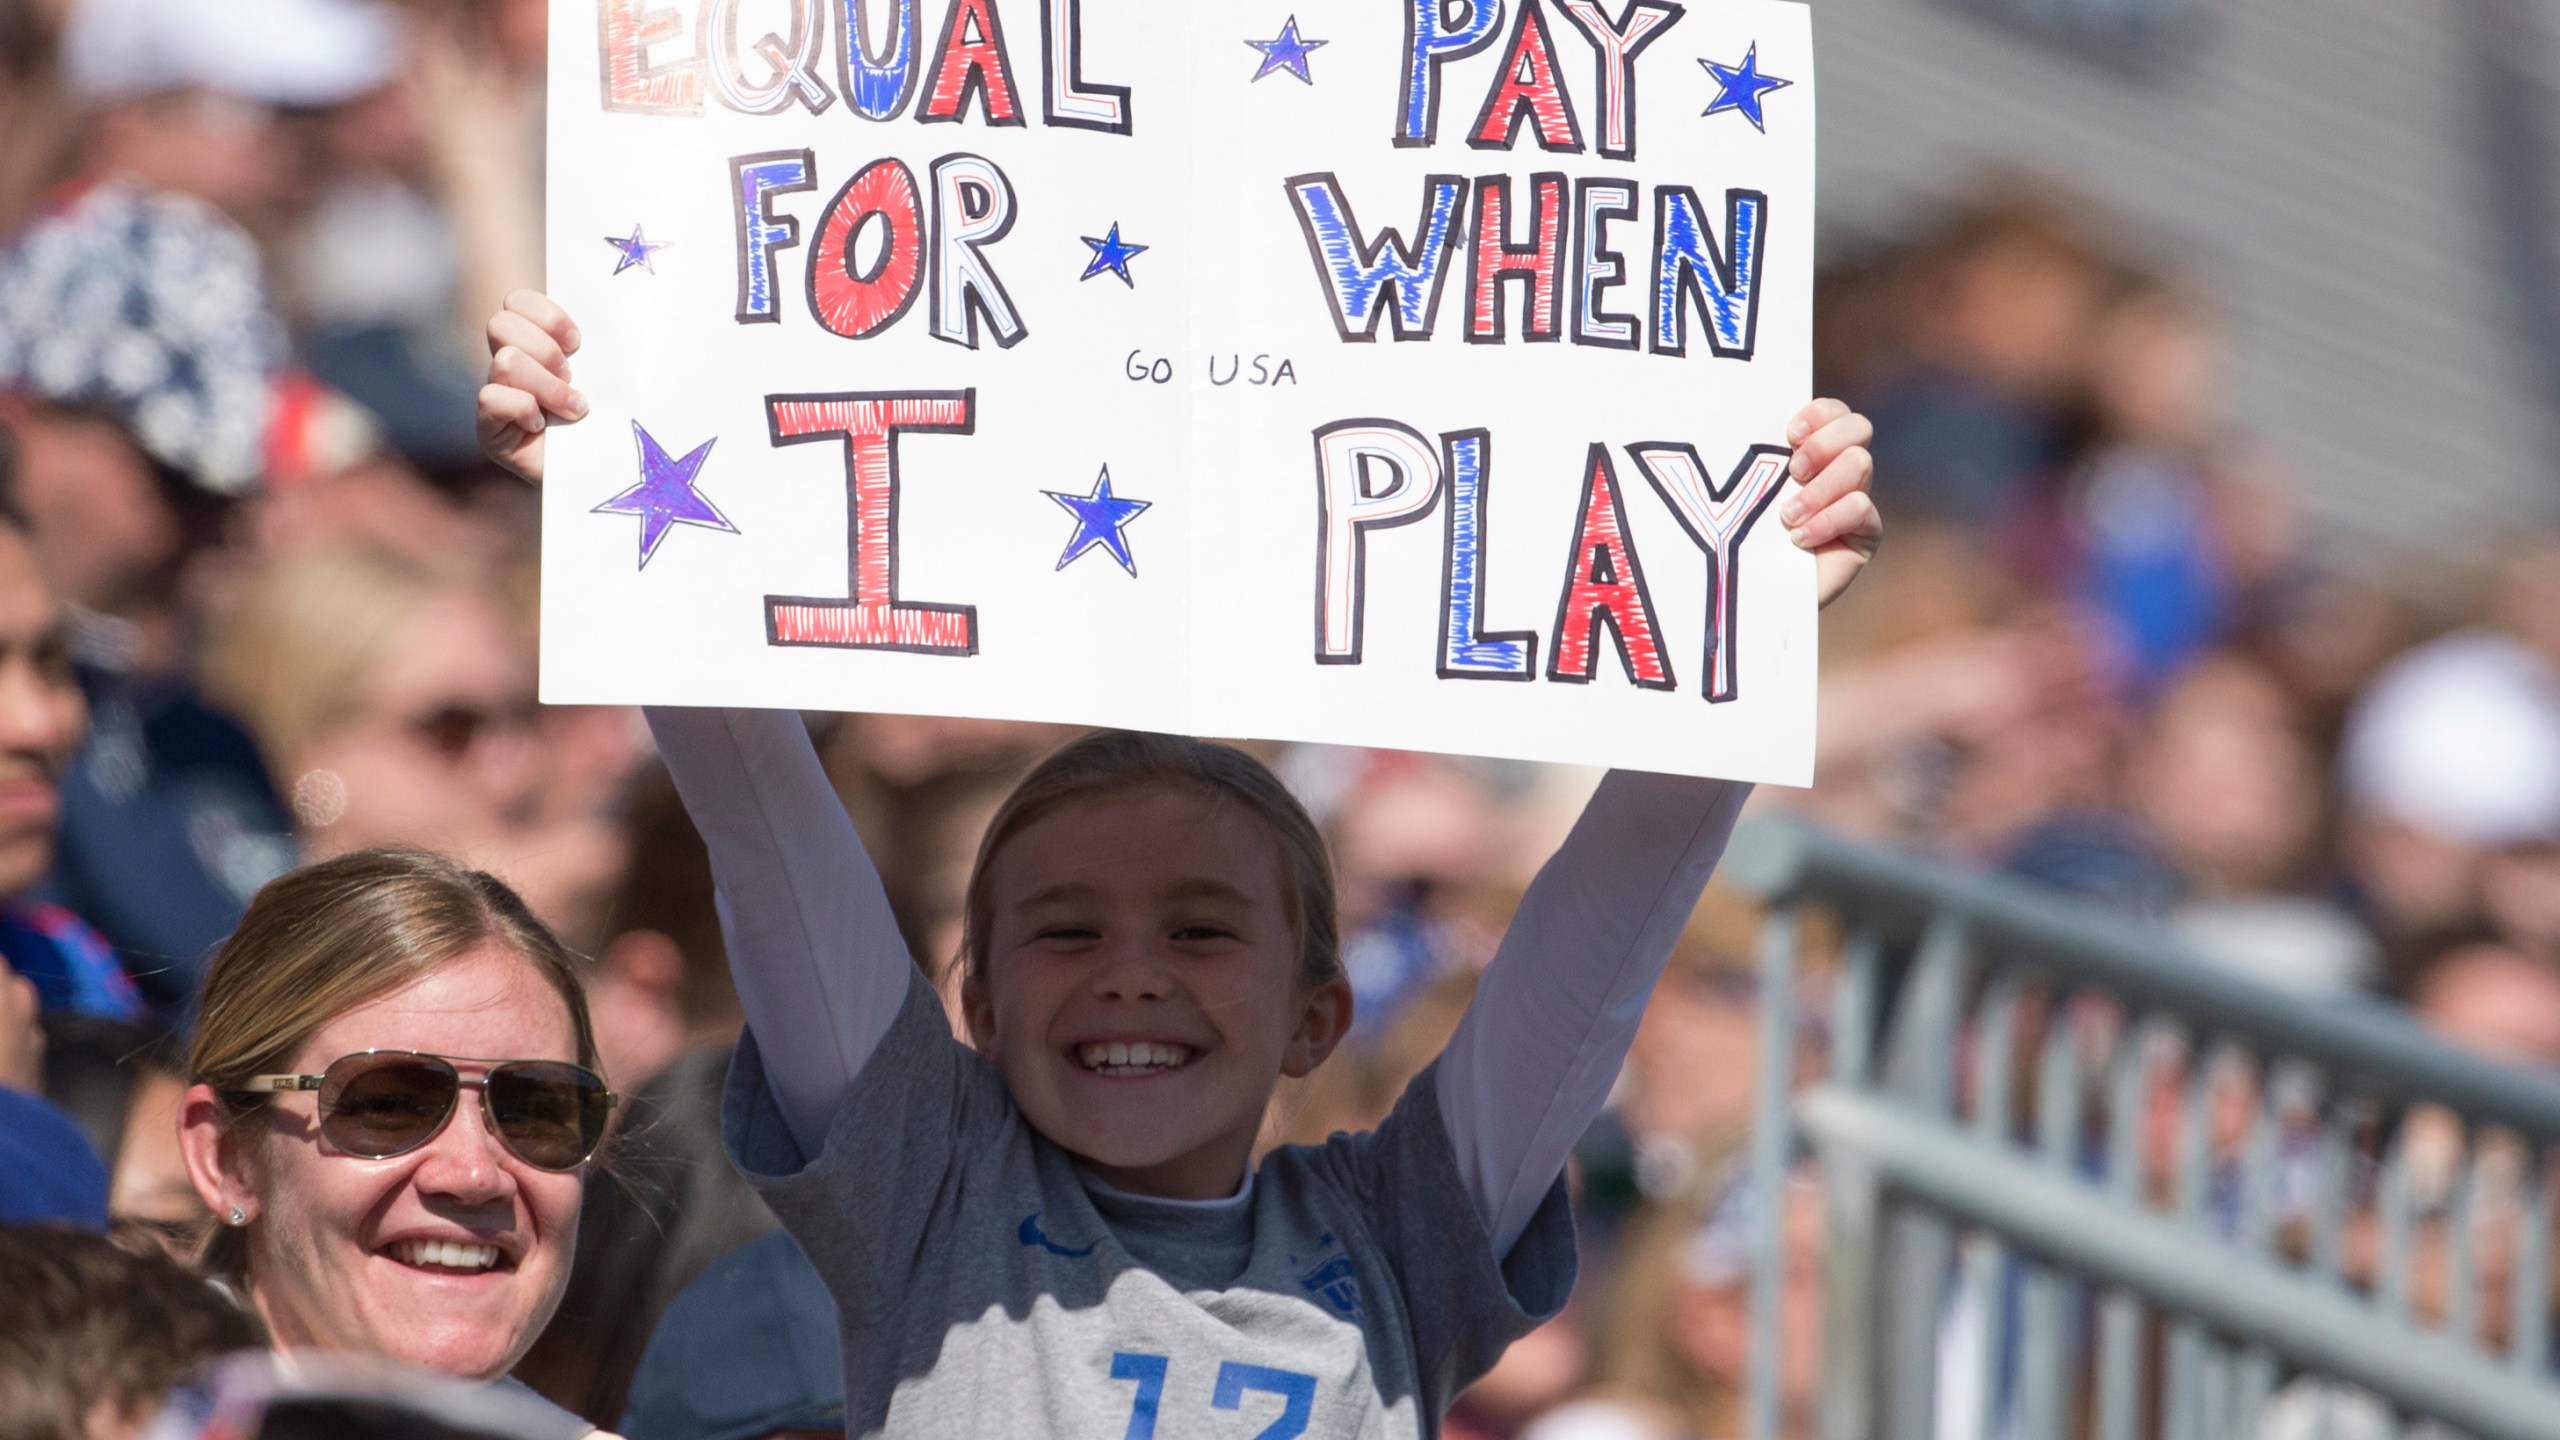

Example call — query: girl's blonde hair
[185,848,598,1278]
[959,731,1343,994]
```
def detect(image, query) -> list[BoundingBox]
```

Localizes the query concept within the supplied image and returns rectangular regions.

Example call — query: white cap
[2341,631,2560,848]
[61,0,404,109]
[2172,896,2378,997]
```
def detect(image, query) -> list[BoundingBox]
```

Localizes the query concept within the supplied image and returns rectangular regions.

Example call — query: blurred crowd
[0,0,2554,1438]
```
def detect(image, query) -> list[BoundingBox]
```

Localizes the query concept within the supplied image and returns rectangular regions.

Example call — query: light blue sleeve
[643,706,914,1158]
[1433,772,1753,1254]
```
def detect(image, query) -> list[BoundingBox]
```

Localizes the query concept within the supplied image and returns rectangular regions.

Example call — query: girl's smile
[966,783,1350,1200]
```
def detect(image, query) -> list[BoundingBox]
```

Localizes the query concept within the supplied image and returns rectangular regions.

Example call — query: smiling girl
[481,290,1878,1439]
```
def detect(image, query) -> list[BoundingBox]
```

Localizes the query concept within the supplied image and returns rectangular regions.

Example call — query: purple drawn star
[1079,223,1148,287]
[1698,45,1791,132]
[604,225,670,275]
[595,421,734,568]
[1245,16,1327,84]
[1045,466,1150,575]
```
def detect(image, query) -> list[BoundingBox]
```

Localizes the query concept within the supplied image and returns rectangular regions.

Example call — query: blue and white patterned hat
[0,181,289,495]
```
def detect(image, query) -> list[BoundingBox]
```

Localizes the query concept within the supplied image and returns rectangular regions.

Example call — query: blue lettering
[1651,185,1765,359]
[730,150,815,324]
[836,0,920,119]
[1286,173,1468,343]
[1439,431,1535,678]
[1398,0,1504,145]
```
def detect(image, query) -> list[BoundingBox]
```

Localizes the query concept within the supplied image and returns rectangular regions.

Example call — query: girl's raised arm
[1431,398,1877,1254]
[475,293,912,1162]
[645,706,913,1160]
[1434,772,1750,1253]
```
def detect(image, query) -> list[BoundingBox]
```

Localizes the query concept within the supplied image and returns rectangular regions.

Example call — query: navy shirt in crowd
[44,665,295,1019]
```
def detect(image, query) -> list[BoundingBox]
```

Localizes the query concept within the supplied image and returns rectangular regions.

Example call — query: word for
[747,387,1790,703]
[1288,172,1765,358]
[604,0,1692,163]
[1122,351,1300,386]
[731,148,1027,349]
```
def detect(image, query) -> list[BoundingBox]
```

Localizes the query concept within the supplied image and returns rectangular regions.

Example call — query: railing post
[1819,929,1887,1440]
[1749,906,1801,1440]
[1734,816,2560,1440]
[1882,915,1970,1440]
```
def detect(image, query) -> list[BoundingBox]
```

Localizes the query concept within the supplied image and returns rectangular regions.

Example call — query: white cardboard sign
[541,0,1818,783]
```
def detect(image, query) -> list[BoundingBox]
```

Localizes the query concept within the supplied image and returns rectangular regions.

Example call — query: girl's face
[966,784,1351,1199]
[179,945,586,1380]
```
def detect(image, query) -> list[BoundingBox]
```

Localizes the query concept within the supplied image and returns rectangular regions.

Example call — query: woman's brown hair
[185,848,598,1278]
[959,731,1343,994]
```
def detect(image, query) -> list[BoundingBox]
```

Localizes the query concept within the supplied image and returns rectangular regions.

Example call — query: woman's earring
[228,1207,247,1227]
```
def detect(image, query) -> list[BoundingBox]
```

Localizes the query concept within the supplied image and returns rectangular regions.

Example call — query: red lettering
[765,391,978,655]
[1469,174,1567,342]
[1546,445,1672,688]
[600,0,699,113]
[1468,0,1584,153]
[920,0,1024,125]
[808,160,926,339]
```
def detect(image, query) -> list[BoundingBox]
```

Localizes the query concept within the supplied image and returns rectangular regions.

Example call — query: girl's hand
[471,302,1882,602]
[476,289,588,485]
[1780,398,1881,609]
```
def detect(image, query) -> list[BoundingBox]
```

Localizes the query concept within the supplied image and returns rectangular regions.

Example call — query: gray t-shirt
[724,972,1576,1440]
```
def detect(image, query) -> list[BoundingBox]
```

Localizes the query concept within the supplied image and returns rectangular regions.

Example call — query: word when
[1123,351,1300,386]
[1316,419,1789,701]
[1287,172,1765,358]
[730,148,1027,349]
[602,0,1131,132]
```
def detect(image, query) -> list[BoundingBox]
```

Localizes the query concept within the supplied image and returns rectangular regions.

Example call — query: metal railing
[1726,817,2560,1440]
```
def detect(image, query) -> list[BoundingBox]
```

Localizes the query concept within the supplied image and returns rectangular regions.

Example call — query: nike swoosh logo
[1019,1211,1097,1259]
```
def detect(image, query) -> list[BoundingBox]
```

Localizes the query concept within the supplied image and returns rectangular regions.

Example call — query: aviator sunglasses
[237,1051,616,1172]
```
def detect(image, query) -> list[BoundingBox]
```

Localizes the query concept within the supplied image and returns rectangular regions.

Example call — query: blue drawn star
[1245,16,1327,84]
[1045,466,1150,575]
[604,225,670,275]
[1079,223,1148,287]
[594,421,735,568]
[1698,44,1791,132]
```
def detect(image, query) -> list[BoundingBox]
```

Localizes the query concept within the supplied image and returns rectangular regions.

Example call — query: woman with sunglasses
[174,847,617,1394]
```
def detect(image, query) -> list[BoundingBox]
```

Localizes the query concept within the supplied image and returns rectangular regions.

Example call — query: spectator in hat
[0,179,319,1008]
[53,0,404,235]
[2338,596,2560,977]
[618,1232,846,1440]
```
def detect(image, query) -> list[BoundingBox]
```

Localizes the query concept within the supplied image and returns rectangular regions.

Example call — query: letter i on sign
[763,391,980,655]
